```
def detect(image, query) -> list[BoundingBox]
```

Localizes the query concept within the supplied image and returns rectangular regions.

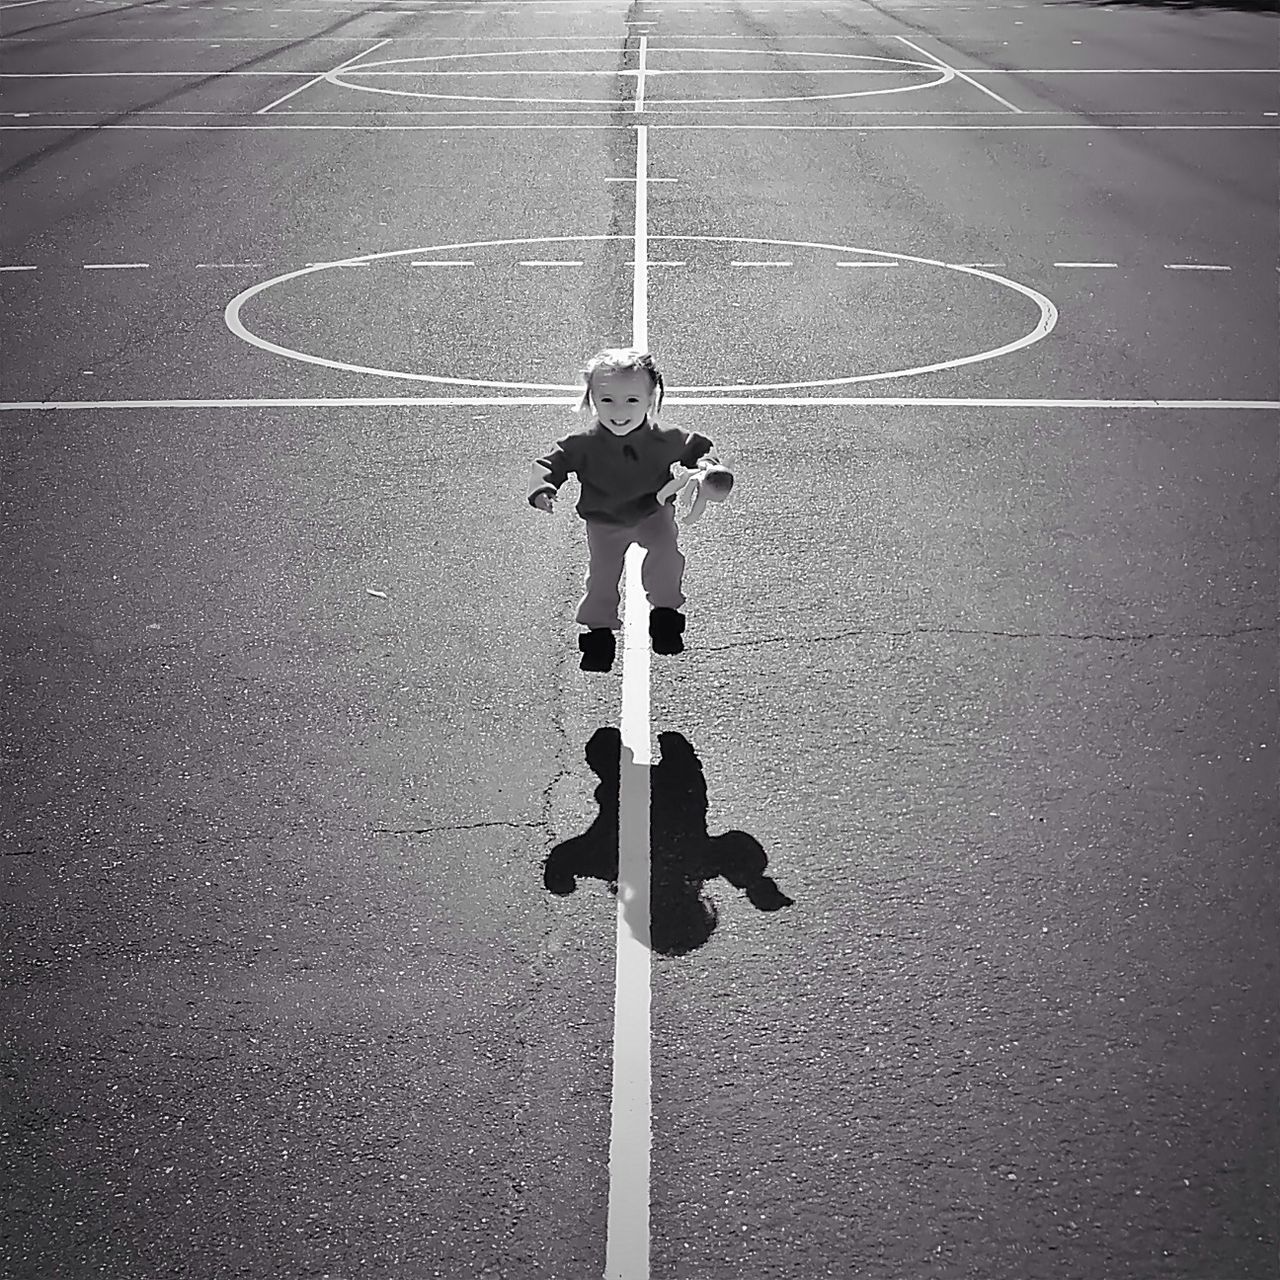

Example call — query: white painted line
[966,68,1280,75]
[305,260,368,267]
[3,124,1277,133]
[517,259,584,266]
[0,265,37,271]
[895,36,1024,113]
[672,397,1280,409]
[0,71,329,78]
[83,262,149,269]
[196,262,265,268]
[731,260,792,266]
[410,259,475,266]
[604,120,651,1280]
[3,396,1278,412]
[0,0,66,9]
[1165,263,1231,271]
[606,544,653,1280]
[961,262,1006,267]
[634,34,647,115]
[633,129,648,355]
[1054,261,1118,268]
[256,37,390,115]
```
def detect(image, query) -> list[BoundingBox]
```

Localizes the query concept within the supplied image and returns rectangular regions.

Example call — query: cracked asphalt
[1,0,1278,1277]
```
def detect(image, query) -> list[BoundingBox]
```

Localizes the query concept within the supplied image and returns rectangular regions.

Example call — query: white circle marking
[225,235,1058,393]
[325,47,953,106]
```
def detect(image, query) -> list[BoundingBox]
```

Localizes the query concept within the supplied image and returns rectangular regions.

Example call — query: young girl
[528,348,733,672]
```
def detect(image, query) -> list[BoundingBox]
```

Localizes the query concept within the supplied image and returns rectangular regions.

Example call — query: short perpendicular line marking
[606,545,653,1280]
[893,35,1024,113]
[256,36,391,115]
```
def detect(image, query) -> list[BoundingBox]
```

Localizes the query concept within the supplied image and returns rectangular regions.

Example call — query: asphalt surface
[1,0,1277,1277]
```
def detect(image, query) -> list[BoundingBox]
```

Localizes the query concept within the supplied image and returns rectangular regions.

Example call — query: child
[528,348,732,672]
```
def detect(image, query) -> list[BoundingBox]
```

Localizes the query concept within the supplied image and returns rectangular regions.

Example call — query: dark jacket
[529,419,720,525]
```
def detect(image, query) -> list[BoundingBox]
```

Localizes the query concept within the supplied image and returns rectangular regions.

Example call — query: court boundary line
[1,397,1276,411]
[2,124,1275,132]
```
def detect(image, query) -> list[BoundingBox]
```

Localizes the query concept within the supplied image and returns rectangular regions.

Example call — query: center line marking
[605,122,651,1280]
[634,34,647,114]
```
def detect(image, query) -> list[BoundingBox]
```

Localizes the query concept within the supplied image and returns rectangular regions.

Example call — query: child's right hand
[532,493,554,513]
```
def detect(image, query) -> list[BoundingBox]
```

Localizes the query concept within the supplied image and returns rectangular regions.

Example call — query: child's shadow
[543,727,793,955]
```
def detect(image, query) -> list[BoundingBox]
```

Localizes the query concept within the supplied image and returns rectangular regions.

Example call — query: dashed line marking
[730,259,792,267]
[1165,263,1232,271]
[83,262,149,270]
[0,265,36,271]
[517,259,584,266]
[196,261,265,268]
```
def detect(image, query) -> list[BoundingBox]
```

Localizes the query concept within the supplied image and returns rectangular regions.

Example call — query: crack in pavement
[372,821,544,836]
[694,622,1277,654]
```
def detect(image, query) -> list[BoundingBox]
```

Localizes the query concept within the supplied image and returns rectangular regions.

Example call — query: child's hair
[577,347,665,419]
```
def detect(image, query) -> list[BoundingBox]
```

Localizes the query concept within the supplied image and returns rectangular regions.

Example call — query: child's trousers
[576,505,686,630]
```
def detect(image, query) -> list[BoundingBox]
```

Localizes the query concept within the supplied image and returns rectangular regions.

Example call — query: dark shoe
[649,607,686,655]
[578,628,616,671]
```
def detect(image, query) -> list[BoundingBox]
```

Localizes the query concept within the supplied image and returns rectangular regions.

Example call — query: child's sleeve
[679,431,721,470]
[528,437,575,506]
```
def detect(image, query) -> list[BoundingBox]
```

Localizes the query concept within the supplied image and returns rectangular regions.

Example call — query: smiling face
[589,368,657,435]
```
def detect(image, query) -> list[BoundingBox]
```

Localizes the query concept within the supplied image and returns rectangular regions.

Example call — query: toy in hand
[657,460,734,524]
